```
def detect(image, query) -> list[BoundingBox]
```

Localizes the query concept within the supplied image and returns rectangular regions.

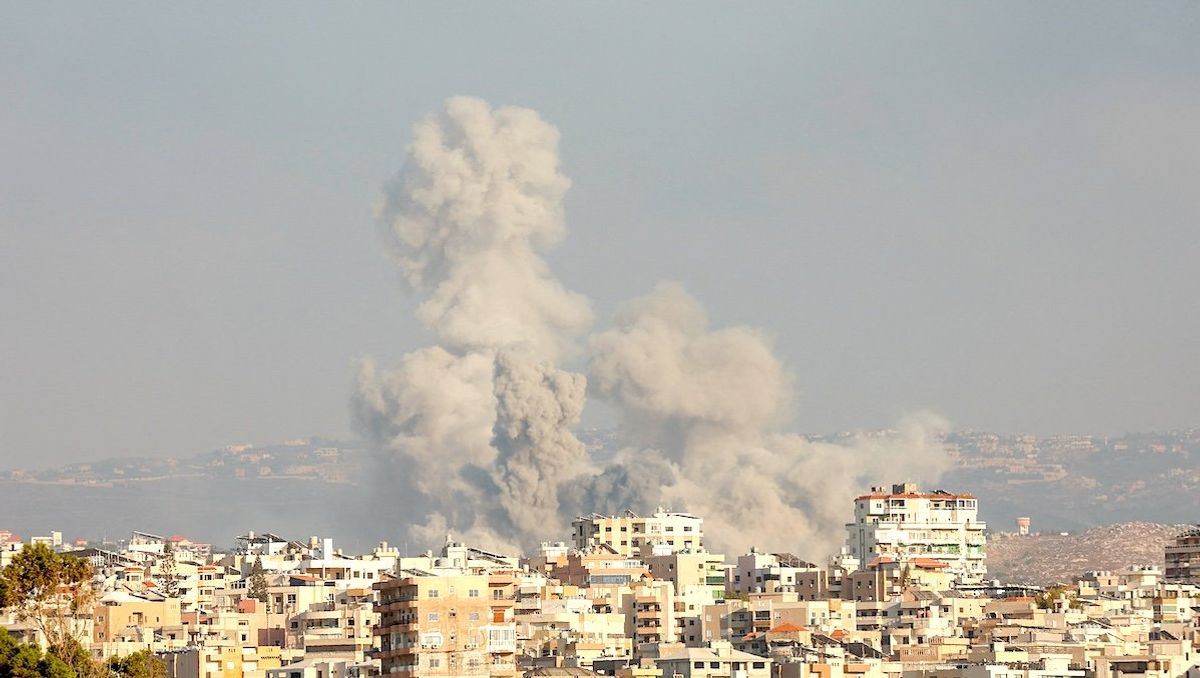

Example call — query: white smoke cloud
[355,97,949,560]
[377,95,591,362]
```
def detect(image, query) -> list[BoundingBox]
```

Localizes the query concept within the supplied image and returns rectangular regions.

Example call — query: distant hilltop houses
[2,429,1197,539]
[3,485,1200,678]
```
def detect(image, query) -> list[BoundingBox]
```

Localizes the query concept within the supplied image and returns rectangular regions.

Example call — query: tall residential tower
[845,482,987,585]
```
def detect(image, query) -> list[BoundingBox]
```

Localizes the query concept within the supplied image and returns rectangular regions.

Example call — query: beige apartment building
[572,510,703,557]
[92,592,183,653]
[158,644,282,678]
[644,550,727,601]
[374,572,518,677]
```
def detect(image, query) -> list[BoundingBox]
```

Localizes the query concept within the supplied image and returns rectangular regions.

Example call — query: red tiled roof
[768,622,806,633]
[911,558,949,569]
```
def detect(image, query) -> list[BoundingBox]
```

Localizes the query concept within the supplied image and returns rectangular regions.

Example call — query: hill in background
[985,522,1188,585]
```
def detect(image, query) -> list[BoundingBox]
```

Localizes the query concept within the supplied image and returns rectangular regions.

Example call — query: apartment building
[729,550,822,596]
[1165,527,1200,584]
[654,641,771,678]
[92,592,182,652]
[554,553,650,589]
[158,644,282,678]
[845,483,987,584]
[288,586,375,661]
[572,510,703,557]
[374,572,518,677]
[644,550,727,601]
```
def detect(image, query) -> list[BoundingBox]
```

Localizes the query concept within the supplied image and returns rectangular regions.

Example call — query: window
[428,612,440,622]
[428,589,439,598]
[694,662,704,669]
[753,662,766,669]
[469,612,480,621]
[468,589,480,598]
[710,662,720,668]
[429,658,440,668]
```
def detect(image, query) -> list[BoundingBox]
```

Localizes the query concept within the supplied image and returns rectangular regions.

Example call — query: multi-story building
[729,550,821,596]
[644,550,727,601]
[92,592,183,655]
[287,586,375,661]
[845,483,987,584]
[373,572,517,677]
[158,644,282,678]
[653,641,771,678]
[1165,527,1200,584]
[572,509,703,557]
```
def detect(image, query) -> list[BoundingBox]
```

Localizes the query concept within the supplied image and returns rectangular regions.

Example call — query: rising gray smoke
[491,347,589,539]
[587,283,950,557]
[354,97,591,552]
[356,97,949,559]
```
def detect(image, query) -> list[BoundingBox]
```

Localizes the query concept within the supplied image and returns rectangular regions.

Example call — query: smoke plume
[354,97,591,551]
[587,283,950,556]
[355,96,949,559]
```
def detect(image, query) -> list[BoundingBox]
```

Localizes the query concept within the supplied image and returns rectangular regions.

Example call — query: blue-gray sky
[2,3,1198,467]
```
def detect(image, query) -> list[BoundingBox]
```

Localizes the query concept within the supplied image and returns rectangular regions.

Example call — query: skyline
[3,3,1200,467]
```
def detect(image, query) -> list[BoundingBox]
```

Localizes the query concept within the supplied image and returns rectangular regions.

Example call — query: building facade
[571,510,703,557]
[845,483,986,584]
[373,573,517,677]
[1165,527,1200,584]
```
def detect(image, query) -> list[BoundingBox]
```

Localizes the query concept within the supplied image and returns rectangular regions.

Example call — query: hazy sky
[2,3,1198,468]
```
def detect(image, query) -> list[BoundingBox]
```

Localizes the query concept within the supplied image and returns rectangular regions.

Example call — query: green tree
[158,542,179,599]
[0,544,95,655]
[248,557,269,603]
[54,637,104,678]
[1035,585,1082,610]
[0,627,77,678]
[107,649,167,678]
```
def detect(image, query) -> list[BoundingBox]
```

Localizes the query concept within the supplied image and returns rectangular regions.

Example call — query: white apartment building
[729,550,821,595]
[572,509,703,557]
[845,483,986,585]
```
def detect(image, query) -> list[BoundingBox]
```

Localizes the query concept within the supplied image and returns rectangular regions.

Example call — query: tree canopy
[248,557,269,603]
[0,544,95,654]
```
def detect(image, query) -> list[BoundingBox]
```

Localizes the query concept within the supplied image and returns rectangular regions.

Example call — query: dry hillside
[986,522,1187,585]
